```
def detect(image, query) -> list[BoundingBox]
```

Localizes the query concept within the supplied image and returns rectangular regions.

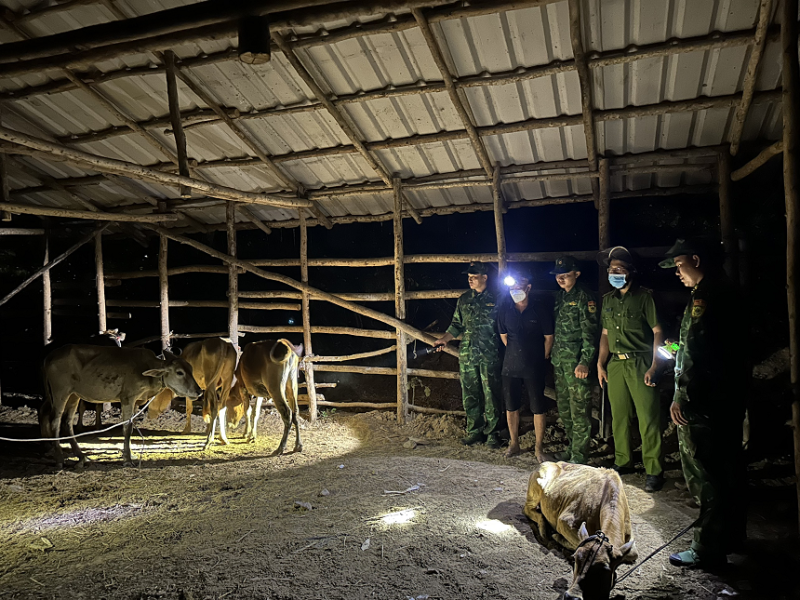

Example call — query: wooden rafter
[412,7,493,178]
[730,0,775,155]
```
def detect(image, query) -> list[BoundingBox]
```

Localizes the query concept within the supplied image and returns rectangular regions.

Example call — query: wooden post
[299,211,317,422]
[780,0,800,534]
[492,165,507,274]
[394,178,408,423]
[164,49,191,197]
[226,201,239,349]
[42,227,52,345]
[718,148,739,281]
[158,208,170,350]
[598,157,611,295]
[94,231,107,332]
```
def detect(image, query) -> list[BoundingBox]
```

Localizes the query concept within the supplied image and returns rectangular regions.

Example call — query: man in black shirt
[497,268,554,460]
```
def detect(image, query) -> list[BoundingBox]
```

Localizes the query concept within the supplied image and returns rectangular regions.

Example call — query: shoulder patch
[568,301,578,306]
[588,300,597,314]
[486,303,495,307]
[691,298,706,318]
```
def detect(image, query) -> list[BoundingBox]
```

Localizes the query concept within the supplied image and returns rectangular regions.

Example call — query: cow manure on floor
[0,406,790,599]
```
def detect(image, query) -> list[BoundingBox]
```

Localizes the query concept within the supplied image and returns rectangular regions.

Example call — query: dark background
[0,156,792,455]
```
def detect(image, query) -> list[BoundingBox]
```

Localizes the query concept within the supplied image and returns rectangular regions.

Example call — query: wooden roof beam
[730,0,775,155]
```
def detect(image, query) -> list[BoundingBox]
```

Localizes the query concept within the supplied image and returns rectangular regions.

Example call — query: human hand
[670,401,688,426]
[597,364,608,386]
[432,339,447,353]
[574,364,589,379]
[644,367,657,387]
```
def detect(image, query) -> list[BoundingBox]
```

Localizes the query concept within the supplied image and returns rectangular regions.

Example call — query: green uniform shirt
[553,283,598,366]
[674,275,746,411]
[446,289,501,363]
[601,283,659,354]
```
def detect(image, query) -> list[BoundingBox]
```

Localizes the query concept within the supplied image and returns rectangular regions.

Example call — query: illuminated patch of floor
[13,504,143,533]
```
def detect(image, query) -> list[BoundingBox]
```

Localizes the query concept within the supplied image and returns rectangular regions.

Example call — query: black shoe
[486,433,503,449]
[553,451,571,462]
[612,464,636,475]
[645,474,665,493]
[461,433,486,446]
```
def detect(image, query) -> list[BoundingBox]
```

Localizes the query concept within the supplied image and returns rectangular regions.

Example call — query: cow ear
[294,343,304,357]
[578,522,589,541]
[143,368,167,378]
[613,539,638,565]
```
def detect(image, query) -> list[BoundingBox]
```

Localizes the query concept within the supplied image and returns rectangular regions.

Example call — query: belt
[616,354,631,360]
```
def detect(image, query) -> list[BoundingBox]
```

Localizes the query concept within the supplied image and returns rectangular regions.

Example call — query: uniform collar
[612,280,639,298]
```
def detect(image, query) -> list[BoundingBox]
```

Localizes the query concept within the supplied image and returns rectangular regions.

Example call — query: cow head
[564,523,637,600]
[143,351,202,399]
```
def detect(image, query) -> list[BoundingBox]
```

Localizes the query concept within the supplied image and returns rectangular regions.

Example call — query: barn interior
[0,0,799,598]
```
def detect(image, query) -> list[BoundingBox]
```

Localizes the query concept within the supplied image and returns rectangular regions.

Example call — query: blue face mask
[608,274,627,289]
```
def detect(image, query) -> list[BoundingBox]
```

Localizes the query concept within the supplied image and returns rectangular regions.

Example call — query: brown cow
[41,346,201,468]
[148,338,237,449]
[523,462,638,600]
[235,339,303,455]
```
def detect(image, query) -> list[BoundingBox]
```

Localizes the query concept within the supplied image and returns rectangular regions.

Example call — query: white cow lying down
[523,462,638,600]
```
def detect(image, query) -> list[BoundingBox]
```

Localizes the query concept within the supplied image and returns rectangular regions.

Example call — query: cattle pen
[0,1,799,599]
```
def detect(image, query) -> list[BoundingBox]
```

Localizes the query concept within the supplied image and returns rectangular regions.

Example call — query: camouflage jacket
[446,289,501,363]
[552,283,597,366]
[674,275,746,412]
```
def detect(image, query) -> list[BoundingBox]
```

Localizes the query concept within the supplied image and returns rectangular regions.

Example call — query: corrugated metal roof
[0,0,787,230]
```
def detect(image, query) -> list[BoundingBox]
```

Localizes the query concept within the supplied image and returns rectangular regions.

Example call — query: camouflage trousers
[553,358,592,463]
[459,358,504,436]
[678,407,746,557]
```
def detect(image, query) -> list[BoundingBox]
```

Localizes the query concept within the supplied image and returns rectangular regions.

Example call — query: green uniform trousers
[460,359,504,436]
[607,354,662,475]
[553,359,592,463]
[679,409,745,557]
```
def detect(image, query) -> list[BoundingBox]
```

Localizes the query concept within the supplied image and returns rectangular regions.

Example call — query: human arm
[579,294,599,367]
[544,335,554,359]
[435,296,464,351]
[432,331,455,351]
[644,324,664,387]
[500,333,508,347]
[597,329,610,385]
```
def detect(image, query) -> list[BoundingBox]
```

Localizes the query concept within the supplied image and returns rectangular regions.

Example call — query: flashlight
[411,346,437,359]
[658,341,680,360]
[504,275,516,287]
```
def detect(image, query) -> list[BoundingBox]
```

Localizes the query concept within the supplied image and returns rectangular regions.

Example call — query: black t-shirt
[497,301,554,377]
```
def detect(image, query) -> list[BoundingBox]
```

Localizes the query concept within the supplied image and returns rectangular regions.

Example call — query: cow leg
[94,405,102,430]
[120,401,134,466]
[49,392,75,469]
[75,400,87,433]
[272,399,292,457]
[203,391,218,451]
[217,406,229,445]
[63,396,87,469]
[287,374,302,453]
[246,397,263,443]
[183,398,193,434]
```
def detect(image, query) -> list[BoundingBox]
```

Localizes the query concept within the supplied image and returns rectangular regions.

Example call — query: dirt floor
[0,404,797,600]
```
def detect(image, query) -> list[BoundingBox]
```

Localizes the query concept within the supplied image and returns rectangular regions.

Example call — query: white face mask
[509,289,527,303]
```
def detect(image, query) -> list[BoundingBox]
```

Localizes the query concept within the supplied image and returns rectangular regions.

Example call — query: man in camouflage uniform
[661,240,747,568]
[551,256,597,464]
[434,262,504,447]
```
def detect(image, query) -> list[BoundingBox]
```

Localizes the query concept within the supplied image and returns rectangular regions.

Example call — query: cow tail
[202,344,229,423]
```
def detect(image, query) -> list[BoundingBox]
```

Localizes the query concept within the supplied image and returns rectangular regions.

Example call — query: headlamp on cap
[504,275,516,287]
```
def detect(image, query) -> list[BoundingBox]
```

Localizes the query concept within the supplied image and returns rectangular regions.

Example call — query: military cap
[463,261,489,275]
[659,238,707,268]
[550,256,580,275]
[597,245,636,269]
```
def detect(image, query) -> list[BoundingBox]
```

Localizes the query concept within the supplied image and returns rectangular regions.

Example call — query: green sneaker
[461,432,486,446]
[669,548,726,568]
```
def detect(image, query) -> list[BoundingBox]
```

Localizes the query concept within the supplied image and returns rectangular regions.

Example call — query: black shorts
[503,372,550,414]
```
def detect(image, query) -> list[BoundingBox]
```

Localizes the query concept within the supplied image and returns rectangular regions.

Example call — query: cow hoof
[271,448,285,457]
[182,428,192,435]
[122,461,135,468]
[293,445,303,453]
[220,439,229,446]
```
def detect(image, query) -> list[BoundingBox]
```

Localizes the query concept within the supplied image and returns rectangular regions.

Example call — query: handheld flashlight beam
[658,342,680,360]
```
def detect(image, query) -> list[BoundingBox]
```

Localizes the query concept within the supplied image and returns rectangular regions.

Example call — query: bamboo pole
[731,141,784,181]
[238,324,396,339]
[0,147,9,221]
[104,299,300,310]
[598,157,610,249]
[0,228,44,235]
[394,179,409,423]
[226,202,239,349]
[300,212,318,421]
[718,148,739,281]
[0,224,109,307]
[158,231,170,351]
[313,364,397,376]
[410,405,466,416]
[408,368,459,380]
[164,50,191,197]
[780,0,800,534]
[314,400,398,410]
[730,0,774,156]
[0,202,177,222]
[492,165,508,274]
[42,228,52,345]
[127,331,245,347]
[94,231,107,332]
[306,345,397,363]
[143,225,459,357]
[0,126,311,209]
